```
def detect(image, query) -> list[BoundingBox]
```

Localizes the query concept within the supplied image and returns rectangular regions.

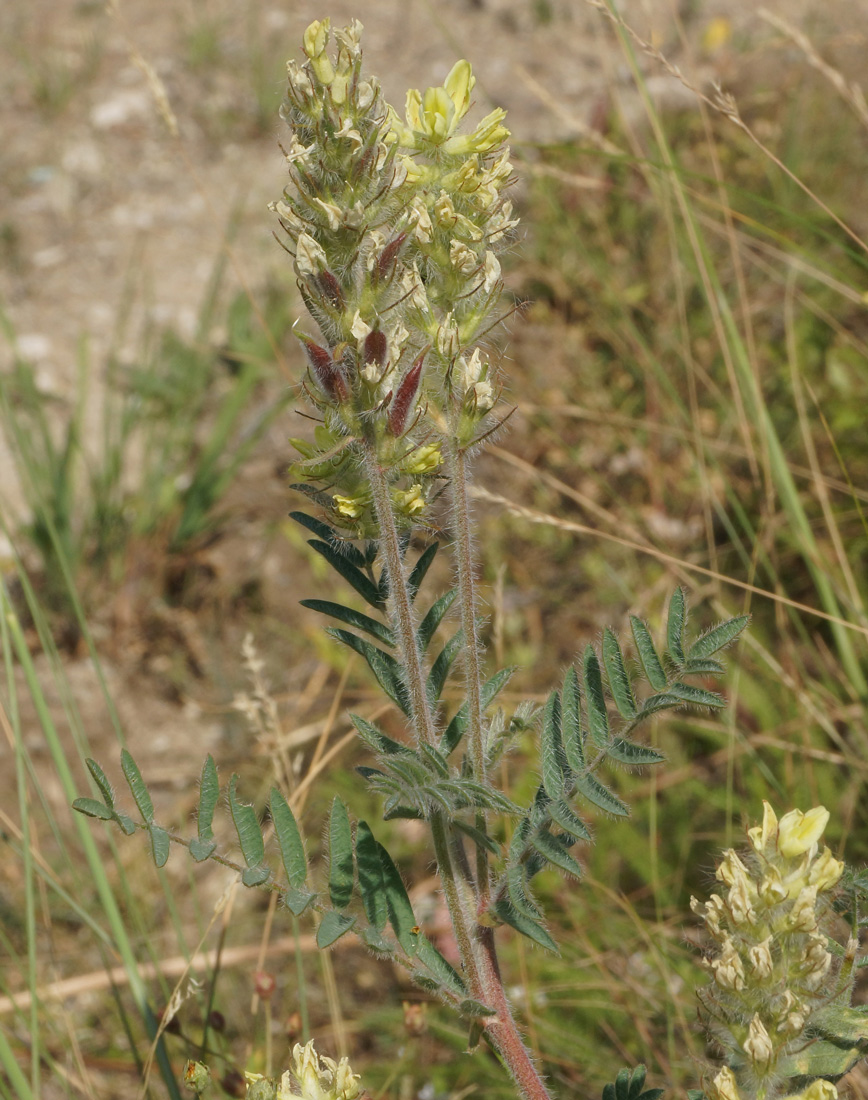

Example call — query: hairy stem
[363,442,437,747]
[446,442,486,782]
[445,440,491,899]
[478,925,554,1100]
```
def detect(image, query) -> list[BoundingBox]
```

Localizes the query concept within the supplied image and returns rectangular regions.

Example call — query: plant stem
[363,442,437,747]
[365,440,552,1100]
[478,926,554,1100]
[445,440,490,896]
[445,442,485,777]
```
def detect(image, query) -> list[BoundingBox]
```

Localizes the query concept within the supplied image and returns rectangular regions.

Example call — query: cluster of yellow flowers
[271,19,516,537]
[241,1041,362,1100]
[693,804,852,1100]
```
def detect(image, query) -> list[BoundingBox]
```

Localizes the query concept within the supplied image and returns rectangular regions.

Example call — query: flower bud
[788,885,819,932]
[711,935,745,990]
[743,1014,774,1071]
[183,1061,211,1095]
[375,232,407,281]
[711,1067,741,1100]
[303,19,335,85]
[748,936,774,981]
[295,232,328,278]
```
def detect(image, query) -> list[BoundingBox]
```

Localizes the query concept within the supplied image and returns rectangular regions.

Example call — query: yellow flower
[778,806,829,858]
[333,494,369,519]
[809,846,844,891]
[402,443,442,476]
[748,800,778,853]
[392,484,427,516]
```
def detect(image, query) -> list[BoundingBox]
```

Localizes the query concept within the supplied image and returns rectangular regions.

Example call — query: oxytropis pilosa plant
[695,803,868,1100]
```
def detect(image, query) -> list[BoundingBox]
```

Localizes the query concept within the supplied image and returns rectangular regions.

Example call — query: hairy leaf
[541,690,566,800]
[546,799,591,841]
[574,772,629,817]
[407,542,439,602]
[148,825,170,869]
[561,666,585,772]
[633,692,683,720]
[606,738,665,766]
[197,755,219,842]
[189,837,217,862]
[359,926,394,955]
[86,757,115,809]
[459,999,497,1018]
[687,614,750,660]
[493,896,559,954]
[415,935,466,996]
[420,744,450,778]
[284,887,317,916]
[317,911,356,949]
[666,588,687,666]
[328,798,354,910]
[121,750,155,824]
[440,666,515,755]
[270,788,307,890]
[602,628,637,718]
[289,511,368,569]
[583,647,610,748]
[531,828,583,878]
[329,629,410,714]
[301,599,394,647]
[228,775,266,871]
[602,1065,664,1100]
[507,863,541,920]
[427,629,465,707]
[308,539,385,610]
[453,819,500,856]
[377,842,418,955]
[355,821,388,931]
[683,657,726,676]
[72,797,114,821]
[417,590,457,653]
[242,866,272,887]
[630,617,667,691]
[667,682,725,709]
[350,713,413,757]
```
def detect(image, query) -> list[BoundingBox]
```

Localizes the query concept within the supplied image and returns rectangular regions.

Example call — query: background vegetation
[1,1,867,1099]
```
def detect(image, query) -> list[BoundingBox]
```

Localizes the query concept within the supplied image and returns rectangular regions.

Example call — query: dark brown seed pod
[299,334,348,403]
[388,348,426,436]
